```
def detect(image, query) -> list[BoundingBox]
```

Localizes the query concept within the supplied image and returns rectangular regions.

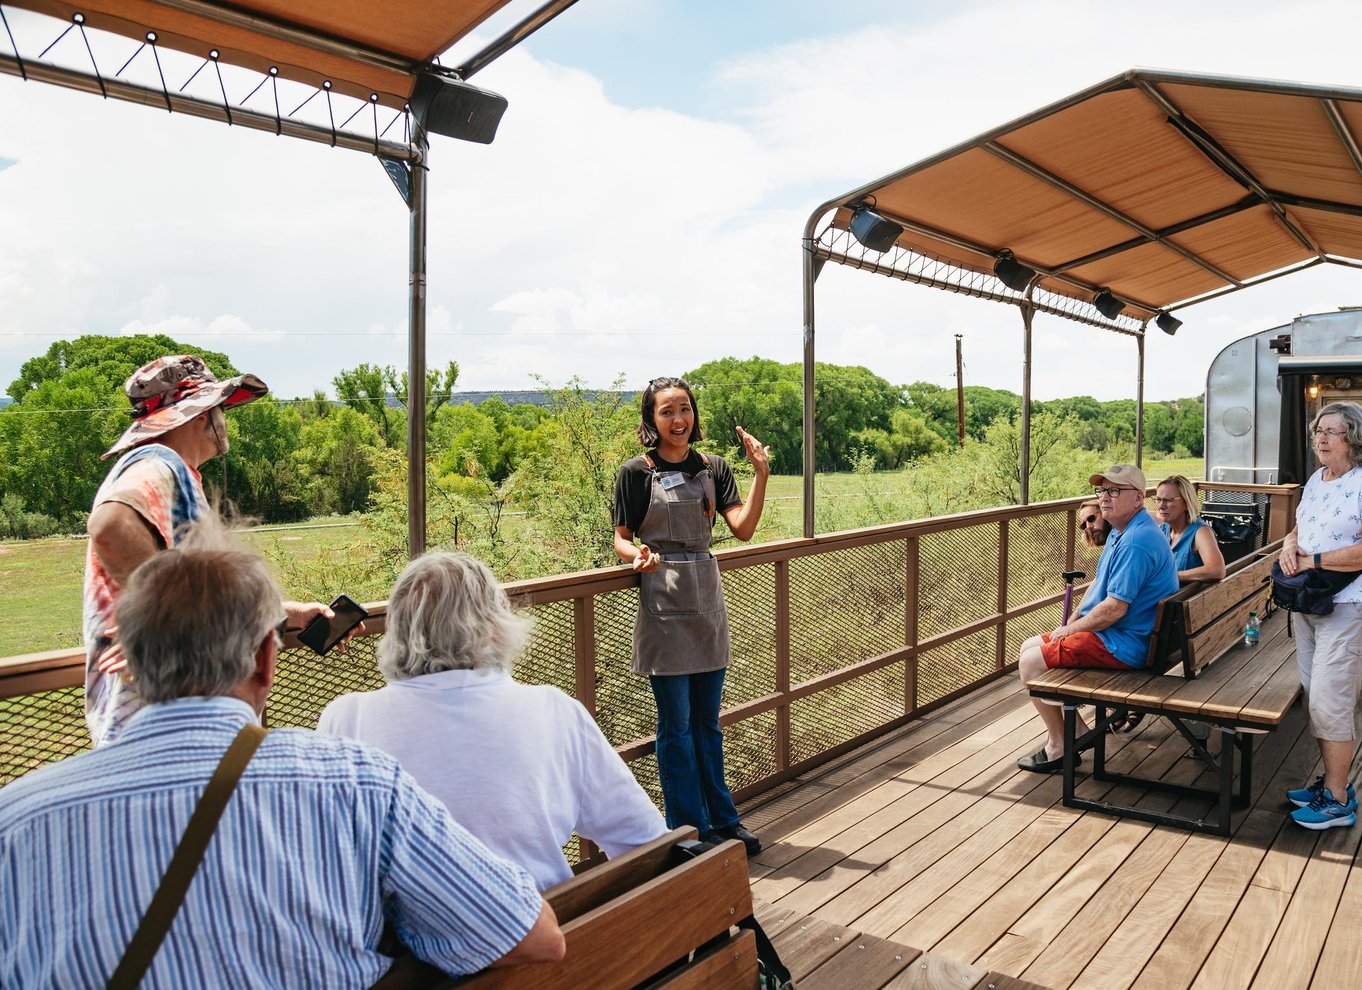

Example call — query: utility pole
[954,333,966,448]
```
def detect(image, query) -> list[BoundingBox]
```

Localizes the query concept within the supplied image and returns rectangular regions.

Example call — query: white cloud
[3,0,1362,406]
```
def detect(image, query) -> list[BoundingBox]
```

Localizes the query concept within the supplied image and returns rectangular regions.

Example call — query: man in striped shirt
[2,515,564,988]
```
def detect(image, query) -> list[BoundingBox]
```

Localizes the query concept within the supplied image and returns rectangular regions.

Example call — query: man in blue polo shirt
[1016,463,1179,773]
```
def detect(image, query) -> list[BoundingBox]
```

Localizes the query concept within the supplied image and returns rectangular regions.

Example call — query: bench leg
[1236,730,1253,807]
[1053,704,1255,836]
[1062,704,1078,805]
[1218,727,1236,833]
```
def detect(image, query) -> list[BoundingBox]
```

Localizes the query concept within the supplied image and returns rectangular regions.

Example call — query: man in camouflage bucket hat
[101,354,268,460]
[83,355,344,746]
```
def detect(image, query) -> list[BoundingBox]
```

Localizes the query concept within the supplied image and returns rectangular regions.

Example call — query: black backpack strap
[736,915,794,990]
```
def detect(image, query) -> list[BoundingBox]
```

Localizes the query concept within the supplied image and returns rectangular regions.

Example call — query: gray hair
[115,513,282,703]
[378,551,531,682]
[1311,401,1362,467]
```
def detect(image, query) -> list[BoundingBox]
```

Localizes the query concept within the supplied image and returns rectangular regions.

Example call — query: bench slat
[643,928,759,990]
[462,839,753,990]
[1182,550,1275,634]
[1191,624,1295,720]
[548,827,698,924]
[1238,647,1306,727]
[1185,598,1261,675]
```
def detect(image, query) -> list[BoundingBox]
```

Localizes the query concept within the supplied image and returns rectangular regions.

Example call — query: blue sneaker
[1291,787,1359,830]
[1287,775,1326,808]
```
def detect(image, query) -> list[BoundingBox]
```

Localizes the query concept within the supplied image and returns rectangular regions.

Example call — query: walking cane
[1061,570,1084,625]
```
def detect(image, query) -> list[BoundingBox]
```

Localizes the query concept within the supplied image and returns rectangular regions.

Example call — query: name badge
[659,472,685,491]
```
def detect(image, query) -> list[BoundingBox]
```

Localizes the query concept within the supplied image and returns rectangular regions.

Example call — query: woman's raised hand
[736,426,770,476]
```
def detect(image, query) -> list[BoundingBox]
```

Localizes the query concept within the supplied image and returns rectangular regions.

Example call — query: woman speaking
[613,377,769,855]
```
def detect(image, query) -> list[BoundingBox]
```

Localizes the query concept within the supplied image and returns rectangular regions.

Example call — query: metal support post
[407,131,429,559]
[1020,300,1035,505]
[1135,331,1146,469]
[801,238,818,539]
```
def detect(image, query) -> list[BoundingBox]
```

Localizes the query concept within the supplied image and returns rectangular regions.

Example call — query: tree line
[0,337,1205,541]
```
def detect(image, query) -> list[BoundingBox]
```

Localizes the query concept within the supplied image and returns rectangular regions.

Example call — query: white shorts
[1298,604,1362,741]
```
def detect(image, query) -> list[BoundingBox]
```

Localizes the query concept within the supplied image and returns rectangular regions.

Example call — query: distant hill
[447,389,636,408]
[0,396,10,409]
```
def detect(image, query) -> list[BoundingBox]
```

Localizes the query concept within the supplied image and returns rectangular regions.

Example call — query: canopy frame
[1,0,583,557]
[800,68,1362,537]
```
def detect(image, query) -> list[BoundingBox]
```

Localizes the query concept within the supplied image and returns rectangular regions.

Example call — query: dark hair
[637,376,703,447]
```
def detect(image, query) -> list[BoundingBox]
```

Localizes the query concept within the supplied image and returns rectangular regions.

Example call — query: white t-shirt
[1296,465,1362,604]
[317,668,666,889]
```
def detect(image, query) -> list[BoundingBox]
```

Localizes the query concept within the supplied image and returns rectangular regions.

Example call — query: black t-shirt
[612,448,742,535]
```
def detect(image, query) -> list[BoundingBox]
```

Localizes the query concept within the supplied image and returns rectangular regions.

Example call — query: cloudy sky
[3,0,1362,404]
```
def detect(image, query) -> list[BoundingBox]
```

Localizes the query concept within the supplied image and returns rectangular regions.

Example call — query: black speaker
[1093,289,1125,320]
[849,207,903,253]
[409,72,509,145]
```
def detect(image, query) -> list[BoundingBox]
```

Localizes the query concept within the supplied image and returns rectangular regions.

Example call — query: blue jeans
[649,668,740,834]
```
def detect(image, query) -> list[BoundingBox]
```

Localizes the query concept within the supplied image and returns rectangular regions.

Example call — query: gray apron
[632,455,732,676]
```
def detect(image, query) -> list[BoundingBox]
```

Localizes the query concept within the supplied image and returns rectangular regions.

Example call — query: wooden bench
[1029,541,1302,836]
[1143,538,1282,678]
[455,827,760,990]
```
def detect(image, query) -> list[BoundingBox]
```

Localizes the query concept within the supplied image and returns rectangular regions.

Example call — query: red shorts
[1040,630,1129,670]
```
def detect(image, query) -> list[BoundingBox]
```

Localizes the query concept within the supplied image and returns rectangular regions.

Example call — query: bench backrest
[457,827,758,990]
[1146,539,1280,678]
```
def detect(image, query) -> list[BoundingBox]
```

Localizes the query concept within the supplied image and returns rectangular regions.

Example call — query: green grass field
[0,459,1204,659]
[0,519,366,658]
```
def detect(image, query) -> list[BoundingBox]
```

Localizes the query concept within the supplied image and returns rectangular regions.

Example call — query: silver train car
[1201,307,1362,560]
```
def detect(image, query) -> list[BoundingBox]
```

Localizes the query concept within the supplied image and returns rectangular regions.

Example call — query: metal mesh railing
[267,635,386,729]
[0,686,87,784]
[11,492,1284,800]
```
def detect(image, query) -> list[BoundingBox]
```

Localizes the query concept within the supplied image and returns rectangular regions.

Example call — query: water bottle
[1244,611,1261,647]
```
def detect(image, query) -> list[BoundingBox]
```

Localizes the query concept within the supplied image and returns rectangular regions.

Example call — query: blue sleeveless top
[1160,518,1206,571]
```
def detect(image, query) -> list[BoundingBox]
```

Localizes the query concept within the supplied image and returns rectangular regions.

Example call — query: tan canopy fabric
[821,69,1362,323]
[10,0,515,107]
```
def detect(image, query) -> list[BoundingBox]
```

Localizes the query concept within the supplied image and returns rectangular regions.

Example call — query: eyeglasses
[272,617,289,648]
[1081,514,1099,525]
[1094,486,1137,498]
[1312,427,1348,438]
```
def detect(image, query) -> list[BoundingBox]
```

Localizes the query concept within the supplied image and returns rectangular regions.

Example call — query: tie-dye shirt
[82,444,206,745]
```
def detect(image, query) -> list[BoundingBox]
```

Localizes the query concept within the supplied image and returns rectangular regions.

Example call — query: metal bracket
[379,155,411,207]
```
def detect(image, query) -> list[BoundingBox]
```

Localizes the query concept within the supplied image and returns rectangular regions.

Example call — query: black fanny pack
[1270,561,1362,615]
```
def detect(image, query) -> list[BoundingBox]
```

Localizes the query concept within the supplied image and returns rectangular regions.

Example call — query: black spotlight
[1156,311,1182,336]
[849,205,904,253]
[1093,289,1124,320]
[993,251,1037,292]
[409,70,509,144]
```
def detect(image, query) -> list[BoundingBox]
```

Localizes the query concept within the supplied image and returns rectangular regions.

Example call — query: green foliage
[906,382,1023,442]
[0,335,239,528]
[855,408,948,469]
[0,494,61,540]
[517,377,637,571]
[1174,397,1205,456]
[686,357,804,473]
[294,406,384,515]
[686,356,904,472]
[214,398,309,522]
[6,334,237,404]
[332,360,459,447]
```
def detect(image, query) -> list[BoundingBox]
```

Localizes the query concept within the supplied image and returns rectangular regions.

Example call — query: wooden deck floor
[738,610,1362,989]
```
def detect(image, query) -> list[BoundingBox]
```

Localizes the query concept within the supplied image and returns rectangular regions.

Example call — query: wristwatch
[1314,552,1322,568]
